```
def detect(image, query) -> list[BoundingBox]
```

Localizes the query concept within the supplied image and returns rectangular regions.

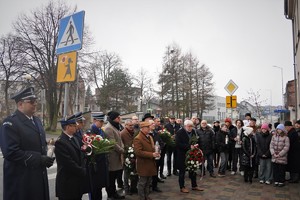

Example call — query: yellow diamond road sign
[225,80,238,95]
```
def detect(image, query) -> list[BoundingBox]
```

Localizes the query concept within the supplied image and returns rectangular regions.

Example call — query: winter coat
[164,122,181,135]
[197,127,215,155]
[55,133,86,199]
[0,110,50,200]
[104,122,124,171]
[270,133,290,164]
[120,128,135,149]
[287,128,300,172]
[241,134,257,167]
[133,132,157,176]
[175,128,198,170]
[256,131,272,159]
[216,130,230,152]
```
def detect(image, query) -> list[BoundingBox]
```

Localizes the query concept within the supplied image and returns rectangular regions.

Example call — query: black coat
[216,130,229,152]
[241,135,257,167]
[55,133,86,199]
[175,128,198,170]
[165,122,181,135]
[287,128,300,172]
[197,127,215,155]
[0,110,49,200]
[256,132,272,159]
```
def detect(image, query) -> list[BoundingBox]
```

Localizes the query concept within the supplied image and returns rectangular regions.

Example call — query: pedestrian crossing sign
[57,51,77,83]
[56,11,85,55]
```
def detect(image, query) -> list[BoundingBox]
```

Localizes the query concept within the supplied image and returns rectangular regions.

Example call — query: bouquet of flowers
[81,133,116,157]
[124,146,137,176]
[158,129,175,148]
[185,144,204,174]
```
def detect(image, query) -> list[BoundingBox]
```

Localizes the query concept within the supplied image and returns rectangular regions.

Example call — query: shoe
[167,172,171,176]
[160,174,167,179]
[278,183,285,187]
[192,187,204,191]
[218,173,225,177]
[231,171,236,175]
[259,180,264,184]
[113,194,125,199]
[158,178,164,183]
[153,187,162,192]
[180,187,189,193]
[240,171,244,176]
[210,173,216,178]
[173,170,179,176]
[274,182,279,187]
[265,181,271,185]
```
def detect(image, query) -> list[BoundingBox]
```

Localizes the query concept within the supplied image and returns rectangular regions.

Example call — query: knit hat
[261,123,269,130]
[107,111,120,121]
[224,118,232,123]
[284,121,293,126]
[276,124,286,132]
[243,127,253,136]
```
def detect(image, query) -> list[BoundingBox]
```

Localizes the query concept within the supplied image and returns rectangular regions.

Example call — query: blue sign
[56,11,85,54]
[274,109,289,113]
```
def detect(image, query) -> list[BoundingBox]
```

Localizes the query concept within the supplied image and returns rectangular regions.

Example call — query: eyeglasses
[22,99,37,104]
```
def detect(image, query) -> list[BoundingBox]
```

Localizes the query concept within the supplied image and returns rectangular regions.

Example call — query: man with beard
[104,111,125,199]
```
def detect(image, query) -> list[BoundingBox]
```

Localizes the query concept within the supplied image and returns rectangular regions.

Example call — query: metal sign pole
[63,83,69,117]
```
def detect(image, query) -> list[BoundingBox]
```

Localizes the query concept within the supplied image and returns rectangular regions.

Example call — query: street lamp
[272,65,284,121]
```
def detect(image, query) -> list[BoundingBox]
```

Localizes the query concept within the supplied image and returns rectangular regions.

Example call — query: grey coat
[104,122,124,171]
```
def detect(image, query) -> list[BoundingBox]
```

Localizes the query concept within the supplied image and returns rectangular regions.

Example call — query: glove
[41,155,55,168]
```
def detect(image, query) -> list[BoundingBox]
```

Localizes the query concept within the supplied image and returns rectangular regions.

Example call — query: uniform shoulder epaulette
[2,121,13,126]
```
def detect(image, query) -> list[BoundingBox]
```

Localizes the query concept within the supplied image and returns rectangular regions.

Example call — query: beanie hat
[224,118,232,123]
[243,127,253,136]
[276,124,286,132]
[284,121,293,126]
[261,123,269,130]
[107,111,120,121]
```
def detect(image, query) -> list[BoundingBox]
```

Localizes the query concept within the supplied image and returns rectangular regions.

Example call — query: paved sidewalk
[125,172,300,200]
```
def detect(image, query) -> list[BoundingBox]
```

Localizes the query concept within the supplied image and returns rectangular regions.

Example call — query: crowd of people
[1,87,300,200]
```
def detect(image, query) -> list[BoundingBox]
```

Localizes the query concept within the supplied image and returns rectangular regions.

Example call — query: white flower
[196,161,199,164]
[191,160,194,165]
[194,165,197,167]
[187,161,190,164]
[130,154,134,158]
[130,172,135,175]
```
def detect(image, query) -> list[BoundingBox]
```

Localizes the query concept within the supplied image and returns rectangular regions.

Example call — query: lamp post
[272,66,284,121]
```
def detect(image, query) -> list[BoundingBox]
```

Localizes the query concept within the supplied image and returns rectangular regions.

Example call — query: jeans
[138,176,152,200]
[273,163,286,183]
[259,158,273,182]
[219,152,229,174]
[204,152,214,174]
[232,148,243,172]
[178,168,197,189]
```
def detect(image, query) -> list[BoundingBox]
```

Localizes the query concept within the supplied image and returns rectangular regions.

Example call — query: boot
[289,173,299,183]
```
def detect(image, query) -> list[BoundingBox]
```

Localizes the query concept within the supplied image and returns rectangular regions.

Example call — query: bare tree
[0,34,24,117]
[244,89,267,124]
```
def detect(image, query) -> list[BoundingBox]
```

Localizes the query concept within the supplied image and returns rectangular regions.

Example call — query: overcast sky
[0,0,294,106]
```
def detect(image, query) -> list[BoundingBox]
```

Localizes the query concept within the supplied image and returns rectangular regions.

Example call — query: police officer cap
[11,87,37,103]
[74,112,85,121]
[92,113,106,121]
[59,115,77,126]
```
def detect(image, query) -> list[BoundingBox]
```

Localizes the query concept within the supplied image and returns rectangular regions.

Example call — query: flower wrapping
[185,144,204,174]
[124,146,137,176]
[158,129,175,148]
[81,133,116,156]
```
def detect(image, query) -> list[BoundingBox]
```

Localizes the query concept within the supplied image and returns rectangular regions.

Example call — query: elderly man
[133,121,160,200]
[176,120,204,193]
[121,119,138,195]
[0,87,54,200]
[197,120,216,178]
[132,115,140,135]
[104,111,125,199]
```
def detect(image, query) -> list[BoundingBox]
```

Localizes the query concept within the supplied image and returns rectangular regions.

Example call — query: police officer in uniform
[55,115,86,200]
[0,87,54,200]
